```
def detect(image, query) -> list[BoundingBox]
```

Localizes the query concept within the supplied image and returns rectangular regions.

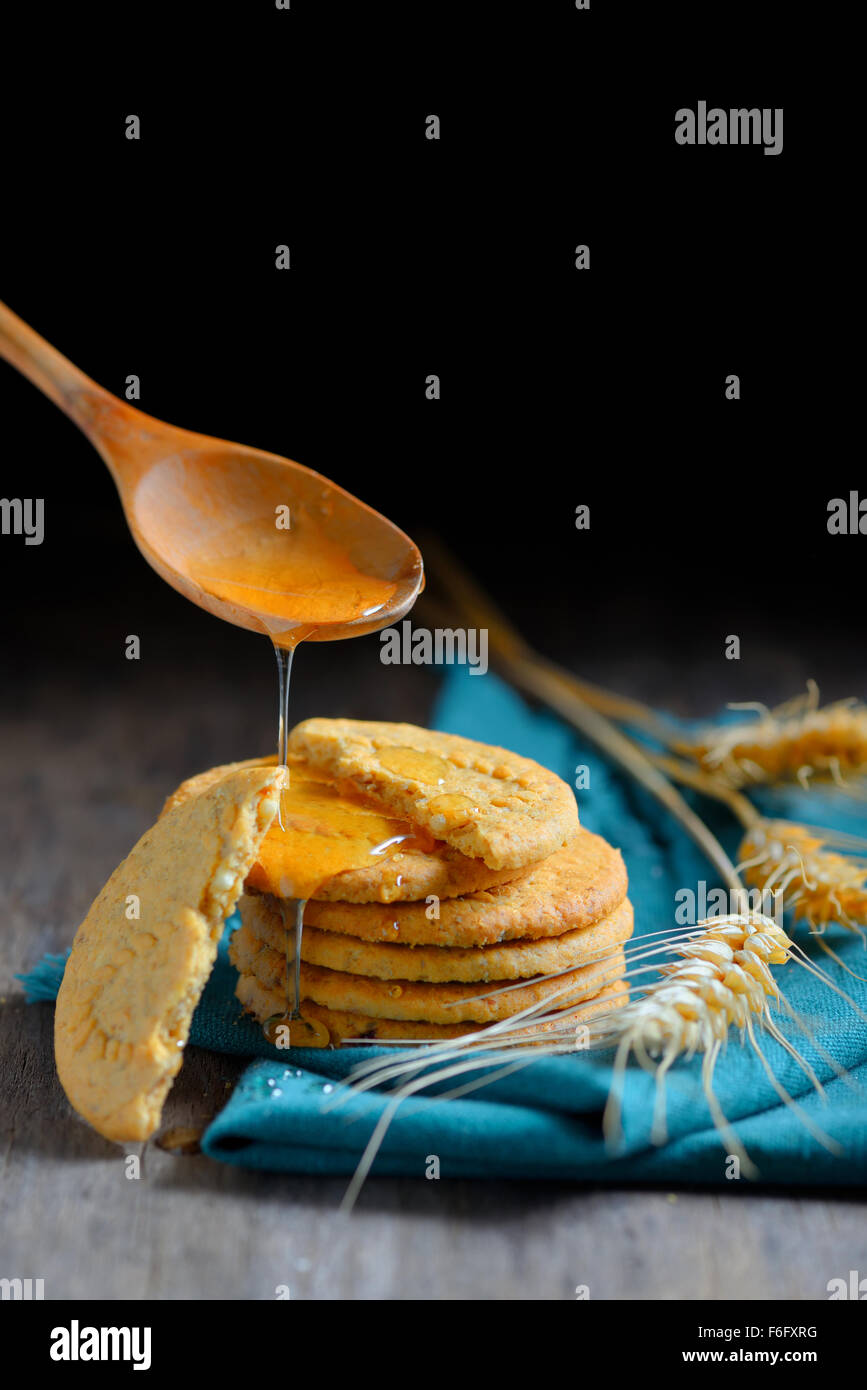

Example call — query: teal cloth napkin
[20,668,867,1183]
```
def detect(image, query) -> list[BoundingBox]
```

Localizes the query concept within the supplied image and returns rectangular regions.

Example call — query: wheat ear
[738,820,867,953]
[646,753,867,959]
[672,682,867,794]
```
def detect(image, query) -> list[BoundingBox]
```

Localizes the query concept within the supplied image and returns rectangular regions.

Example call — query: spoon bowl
[0,300,423,646]
[132,443,423,644]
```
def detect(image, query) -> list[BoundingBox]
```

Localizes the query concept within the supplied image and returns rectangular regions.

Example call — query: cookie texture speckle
[286,718,579,869]
[55,764,282,1143]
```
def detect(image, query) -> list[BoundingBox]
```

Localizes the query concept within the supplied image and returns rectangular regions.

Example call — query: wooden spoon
[0,300,424,647]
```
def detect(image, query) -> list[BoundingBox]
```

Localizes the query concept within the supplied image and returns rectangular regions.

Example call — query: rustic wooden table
[2,614,865,1300]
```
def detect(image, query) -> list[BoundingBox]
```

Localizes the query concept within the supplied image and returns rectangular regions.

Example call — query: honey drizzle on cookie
[257,785,435,1049]
[266,634,331,1047]
[260,650,435,1049]
[192,509,421,1050]
[262,899,331,1049]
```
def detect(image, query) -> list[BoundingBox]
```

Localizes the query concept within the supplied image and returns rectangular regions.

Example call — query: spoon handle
[0,298,116,428]
[0,300,187,486]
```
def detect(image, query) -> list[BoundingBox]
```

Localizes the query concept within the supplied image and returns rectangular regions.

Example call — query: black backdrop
[0,4,859,711]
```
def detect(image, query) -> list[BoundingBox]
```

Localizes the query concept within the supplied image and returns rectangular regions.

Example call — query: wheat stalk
[673,682,867,795]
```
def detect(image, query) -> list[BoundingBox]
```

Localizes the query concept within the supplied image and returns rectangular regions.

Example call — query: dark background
[0,4,859,737]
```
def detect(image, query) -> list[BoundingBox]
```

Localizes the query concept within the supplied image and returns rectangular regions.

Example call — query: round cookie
[241,891,633,983]
[229,923,627,1024]
[163,756,532,903]
[287,718,579,870]
[235,972,628,1042]
[259,829,627,947]
[276,844,528,905]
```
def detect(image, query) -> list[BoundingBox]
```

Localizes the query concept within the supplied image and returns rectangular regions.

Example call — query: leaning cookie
[55,764,283,1143]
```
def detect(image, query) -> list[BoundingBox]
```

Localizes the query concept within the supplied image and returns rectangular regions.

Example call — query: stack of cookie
[54,720,631,1144]
[226,719,633,1043]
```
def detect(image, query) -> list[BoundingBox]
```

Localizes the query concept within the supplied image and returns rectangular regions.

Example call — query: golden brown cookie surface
[230,923,626,1024]
[287,718,579,870]
[289,829,627,947]
[164,756,530,903]
[235,974,627,1041]
[241,891,633,982]
[55,765,283,1143]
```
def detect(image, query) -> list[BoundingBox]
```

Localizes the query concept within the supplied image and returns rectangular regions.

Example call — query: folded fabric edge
[16,950,70,1002]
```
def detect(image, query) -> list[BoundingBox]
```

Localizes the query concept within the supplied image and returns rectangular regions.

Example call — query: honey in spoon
[187,497,411,651]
